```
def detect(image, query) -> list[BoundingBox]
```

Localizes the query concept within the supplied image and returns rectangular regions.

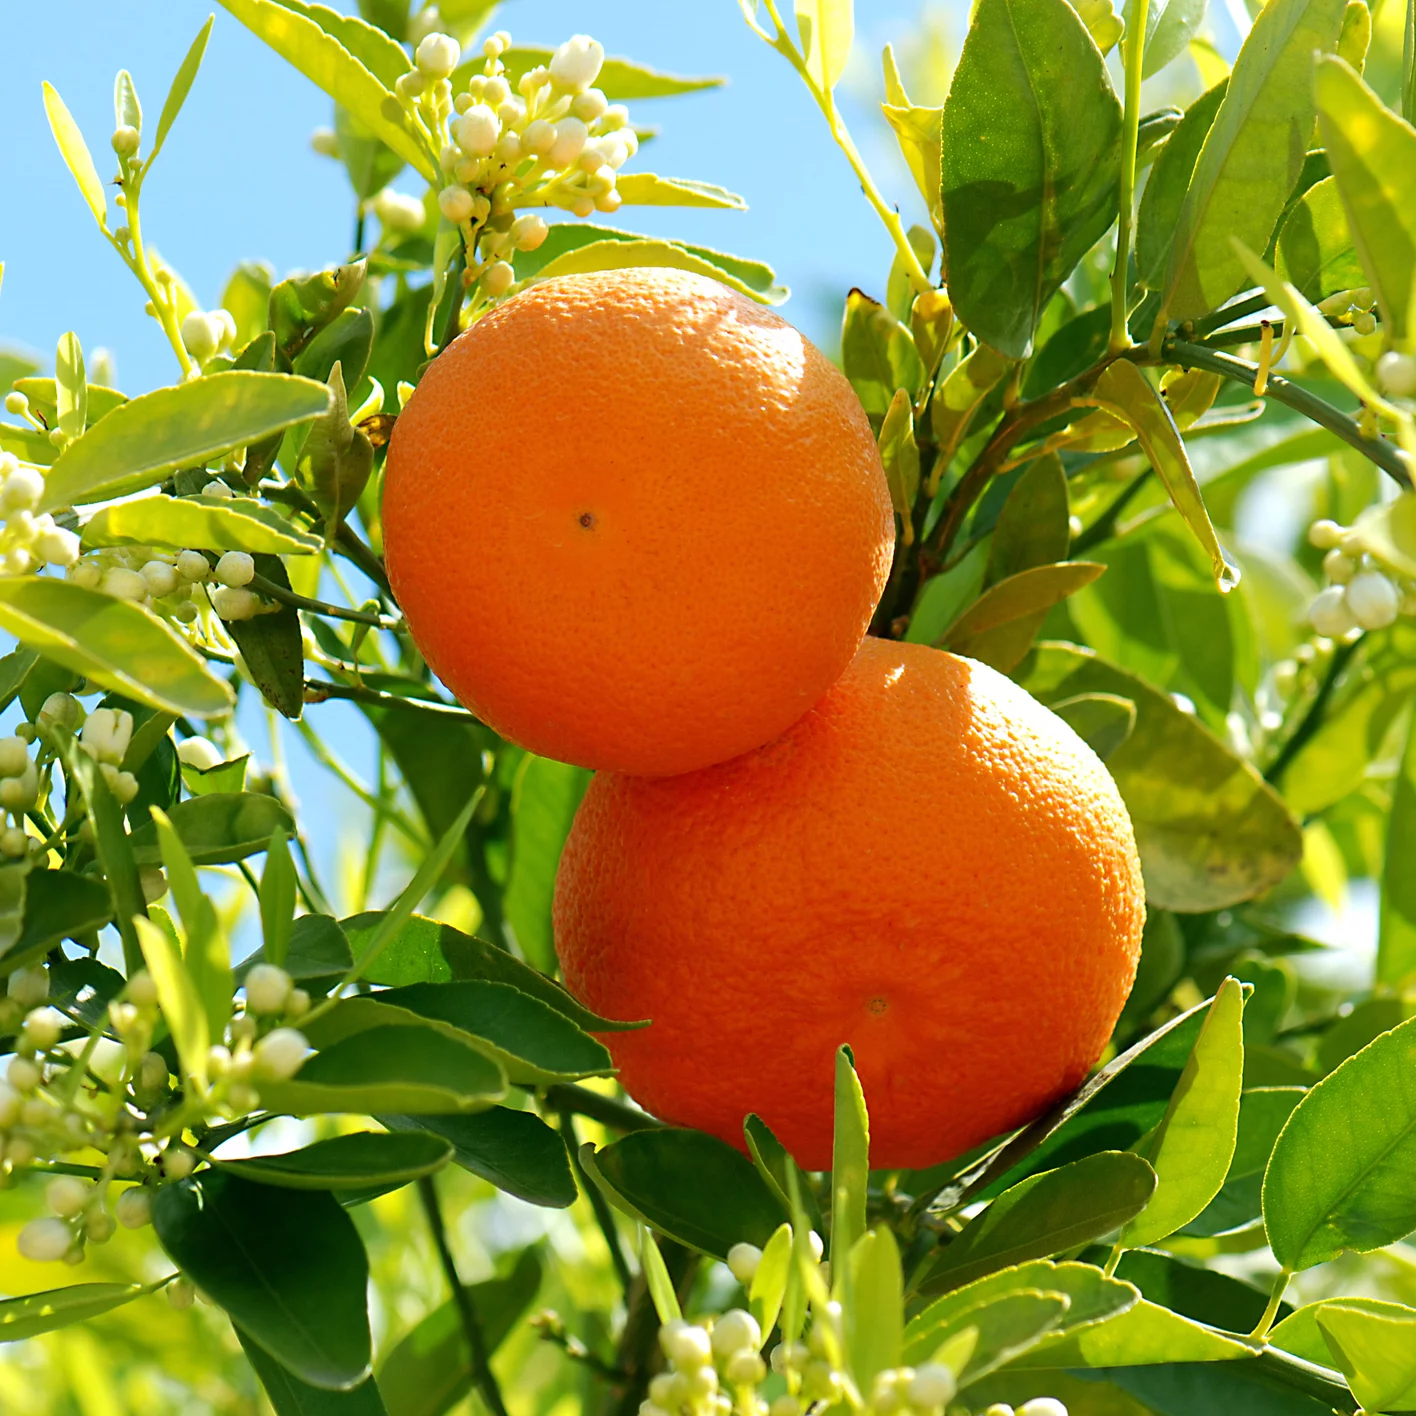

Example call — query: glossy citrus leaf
[214,1131,453,1190]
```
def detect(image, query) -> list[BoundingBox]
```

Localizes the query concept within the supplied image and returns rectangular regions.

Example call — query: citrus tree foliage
[0,0,1415,1413]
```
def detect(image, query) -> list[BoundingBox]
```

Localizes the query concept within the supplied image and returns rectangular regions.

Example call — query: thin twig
[302,678,479,721]
[1264,639,1360,785]
[542,1084,663,1135]
[247,573,399,630]
[560,1113,634,1293]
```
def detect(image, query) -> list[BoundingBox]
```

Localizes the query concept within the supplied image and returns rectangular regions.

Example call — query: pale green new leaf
[54,332,86,442]
[878,390,920,540]
[1314,55,1416,342]
[151,18,214,165]
[1121,976,1245,1247]
[82,494,321,556]
[1010,1297,1254,1367]
[1380,699,1416,988]
[113,69,141,134]
[613,174,748,210]
[260,827,297,968]
[1275,176,1365,302]
[831,1047,870,1276]
[1317,1303,1416,1412]
[749,1224,793,1338]
[135,914,209,1091]
[1161,0,1348,320]
[0,1283,155,1344]
[942,562,1106,668]
[796,0,854,91]
[530,239,783,305]
[41,83,106,228]
[845,1229,902,1393]
[1144,0,1209,77]
[639,1227,683,1324]
[880,46,943,230]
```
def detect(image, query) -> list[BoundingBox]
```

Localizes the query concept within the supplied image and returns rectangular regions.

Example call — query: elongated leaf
[6,869,111,963]
[528,238,783,306]
[1161,0,1348,319]
[14,379,125,430]
[260,0,411,87]
[40,371,331,510]
[55,332,86,441]
[1380,711,1416,988]
[1316,1304,1416,1411]
[151,18,214,164]
[878,389,920,535]
[832,1047,870,1267]
[1121,976,1245,1247]
[795,0,854,90]
[217,0,436,178]
[641,1229,683,1323]
[258,1024,506,1116]
[1183,1085,1304,1236]
[1315,57,1416,341]
[943,562,1105,669]
[226,553,304,720]
[926,1290,1074,1386]
[378,1110,577,1208]
[153,1171,371,1390]
[1019,643,1302,910]
[1050,693,1136,760]
[930,343,1012,478]
[0,578,231,718]
[581,1129,788,1259]
[1109,1248,1285,1330]
[941,0,1121,357]
[1275,176,1365,302]
[1144,0,1208,76]
[922,1153,1156,1295]
[135,914,208,1090]
[613,174,747,210]
[1263,1014,1416,1270]
[130,793,295,866]
[1272,1296,1415,1365]
[749,1224,793,1337]
[151,807,229,1042]
[240,1333,388,1416]
[988,454,1070,584]
[493,47,722,99]
[260,827,297,966]
[846,1229,902,1391]
[744,1113,824,1236]
[843,290,924,418]
[881,46,943,230]
[82,494,321,555]
[0,1282,152,1343]
[1010,1296,1255,1367]
[216,1132,452,1190]
[41,83,106,227]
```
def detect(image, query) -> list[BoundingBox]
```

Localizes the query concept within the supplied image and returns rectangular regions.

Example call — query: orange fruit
[382,268,894,776]
[554,638,1144,1170]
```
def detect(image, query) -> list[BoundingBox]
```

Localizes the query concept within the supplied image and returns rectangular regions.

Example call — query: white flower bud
[769,1398,802,1416]
[23,1009,63,1052]
[201,480,235,500]
[17,1217,74,1263]
[522,118,556,154]
[34,525,80,567]
[163,1146,196,1181]
[0,827,28,858]
[245,963,293,1016]
[1352,310,1377,336]
[86,1208,115,1244]
[660,1320,713,1369]
[111,125,140,157]
[8,1056,41,1092]
[108,1000,139,1035]
[1323,549,1356,584]
[550,35,604,92]
[439,185,475,223]
[1,465,45,511]
[180,311,221,363]
[482,32,506,58]
[726,1241,762,1285]
[9,965,46,1008]
[210,585,257,621]
[1346,570,1401,630]
[310,126,339,157]
[1016,1401,1068,1416]
[508,216,546,254]
[1309,519,1345,549]
[1309,584,1359,638]
[0,737,29,776]
[454,104,500,157]
[139,1051,168,1096]
[483,75,511,107]
[712,1309,762,1358]
[115,1186,153,1229]
[569,195,595,218]
[46,1177,89,1218]
[177,736,222,771]
[287,987,310,1018]
[140,560,179,597]
[548,116,588,168]
[0,1081,19,1127]
[415,32,461,78]
[253,1027,309,1080]
[724,1351,766,1386]
[395,71,426,101]
[1377,351,1416,399]
[176,549,210,582]
[167,1277,196,1309]
[66,560,102,590]
[214,550,255,588]
[100,566,149,602]
[595,188,622,214]
[495,130,523,165]
[620,128,639,157]
[806,1230,824,1262]
[4,391,26,415]
[0,763,39,811]
[125,971,158,1009]
[138,866,168,903]
[571,88,608,121]
[481,261,515,297]
[81,706,134,765]
[908,1365,957,1408]
[372,187,426,234]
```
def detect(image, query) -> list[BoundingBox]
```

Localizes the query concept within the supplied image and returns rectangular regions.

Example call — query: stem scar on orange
[383,268,895,776]
[554,638,1146,1171]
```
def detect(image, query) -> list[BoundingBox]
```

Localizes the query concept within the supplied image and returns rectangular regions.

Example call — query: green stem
[542,1083,663,1134]
[1192,292,1270,338]
[1110,0,1150,352]
[1264,638,1359,785]
[117,172,195,380]
[560,1113,634,1293]
[293,718,429,848]
[1102,1237,1126,1278]
[1403,0,1415,123]
[418,1175,511,1416]
[1165,338,1413,488]
[1249,1267,1293,1341]
[246,573,398,629]
[301,678,477,721]
[1073,468,1154,553]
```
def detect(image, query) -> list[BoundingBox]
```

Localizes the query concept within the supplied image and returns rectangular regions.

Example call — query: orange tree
[1,1,1416,1414]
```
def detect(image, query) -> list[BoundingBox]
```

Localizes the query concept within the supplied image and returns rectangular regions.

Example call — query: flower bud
[245,963,293,1016]
[137,866,168,904]
[140,560,179,597]
[726,1241,762,1286]
[1377,350,1416,399]
[570,195,595,218]
[511,214,548,252]
[548,117,588,167]
[253,1027,309,1080]
[0,763,39,811]
[163,1146,196,1181]
[9,966,47,1008]
[550,35,604,92]
[571,88,608,122]
[1352,310,1377,336]
[310,127,339,157]
[908,1364,957,1408]
[45,1177,89,1218]
[100,566,149,603]
[724,1351,765,1386]
[0,827,28,858]
[482,261,515,297]
[0,1081,19,1127]
[139,1050,168,1094]
[454,104,500,157]
[522,119,556,154]
[800,1360,841,1402]
[210,585,258,621]
[18,1217,74,1263]
[81,707,134,765]
[1016,1402,1068,1416]
[0,737,29,776]
[660,1319,713,1369]
[85,1208,115,1244]
[176,549,211,582]
[201,480,235,500]
[769,1399,802,1416]
[439,185,475,223]
[180,311,221,363]
[1346,570,1401,630]
[373,187,427,234]
[1,464,45,511]
[214,550,256,588]
[111,125,140,157]
[712,1309,761,1359]
[177,736,223,771]
[4,391,27,415]
[595,188,622,214]
[115,1186,153,1230]
[483,75,511,107]
[168,1277,196,1309]
[395,71,426,102]
[7,1054,40,1092]
[1309,584,1358,638]
[23,1009,63,1052]
[34,525,80,567]
[415,32,461,78]
[1323,549,1357,585]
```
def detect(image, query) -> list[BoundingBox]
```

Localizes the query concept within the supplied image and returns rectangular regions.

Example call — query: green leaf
[1087,360,1235,590]
[1263,1014,1416,1270]
[922,1153,1156,1295]
[1314,55,1416,342]
[239,912,352,988]
[261,827,297,967]
[493,47,722,100]
[503,755,590,973]
[5,869,111,965]
[307,982,613,1087]
[988,454,1070,585]
[744,1113,824,1237]
[846,1229,902,1391]
[130,793,296,866]
[832,1046,870,1267]
[941,0,1121,358]
[1183,1085,1304,1236]
[296,362,374,538]
[216,0,436,179]
[376,1249,541,1416]
[294,308,374,394]
[135,914,209,1091]
[40,371,332,510]
[259,1024,506,1116]
[334,103,406,203]
[12,378,127,431]
[1160,0,1348,320]
[842,290,924,419]
[1019,643,1301,909]
[1109,1248,1286,1331]
[880,46,943,231]
[795,0,854,90]
[749,1224,793,1336]
[1050,693,1136,761]
[1317,1303,1416,1412]
[581,1129,788,1259]
[878,389,921,535]
[54,332,86,442]
[1275,176,1365,303]
[1381,711,1416,988]
[0,1282,153,1343]
[0,578,232,718]
[217,1131,452,1190]
[378,1110,577,1208]
[113,67,141,138]
[153,1171,371,1390]
[225,553,306,720]
[41,83,106,228]
[1121,977,1245,1247]
[1143,0,1208,77]
[924,1290,1074,1387]
[81,494,322,555]
[613,174,747,210]
[240,1333,388,1416]
[182,751,250,797]
[528,237,785,306]
[1272,1296,1414,1365]
[942,562,1106,671]
[641,1228,683,1323]
[929,343,1012,480]
[1009,1295,1255,1367]
[151,18,214,166]
[270,263,368,364]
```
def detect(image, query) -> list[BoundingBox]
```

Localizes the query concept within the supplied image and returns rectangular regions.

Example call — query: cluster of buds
[0,730,43,856]
[396,29,638,296]
[0,453,81,577]
[1305,518,1414,639]
[66,534,276,625]
[179,308,238,366]
[1316,286,1379,339]
[74,705,140,805]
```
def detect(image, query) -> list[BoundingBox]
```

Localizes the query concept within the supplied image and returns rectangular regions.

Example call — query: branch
[302,678,479,721]
[1263,638,1360,785]
[248,573,399,630]
[542,1083,663,1134]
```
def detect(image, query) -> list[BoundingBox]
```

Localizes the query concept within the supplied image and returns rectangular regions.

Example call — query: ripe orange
[554,638,1144,1170]
[382,268,894,776]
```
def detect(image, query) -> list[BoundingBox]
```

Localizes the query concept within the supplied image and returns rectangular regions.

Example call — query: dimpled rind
[383,268,895,776]
[554,639,1146,1171]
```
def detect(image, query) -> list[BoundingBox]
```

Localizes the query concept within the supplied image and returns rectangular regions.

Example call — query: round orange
[554,638,1145,1171]
[382,268,894,776]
